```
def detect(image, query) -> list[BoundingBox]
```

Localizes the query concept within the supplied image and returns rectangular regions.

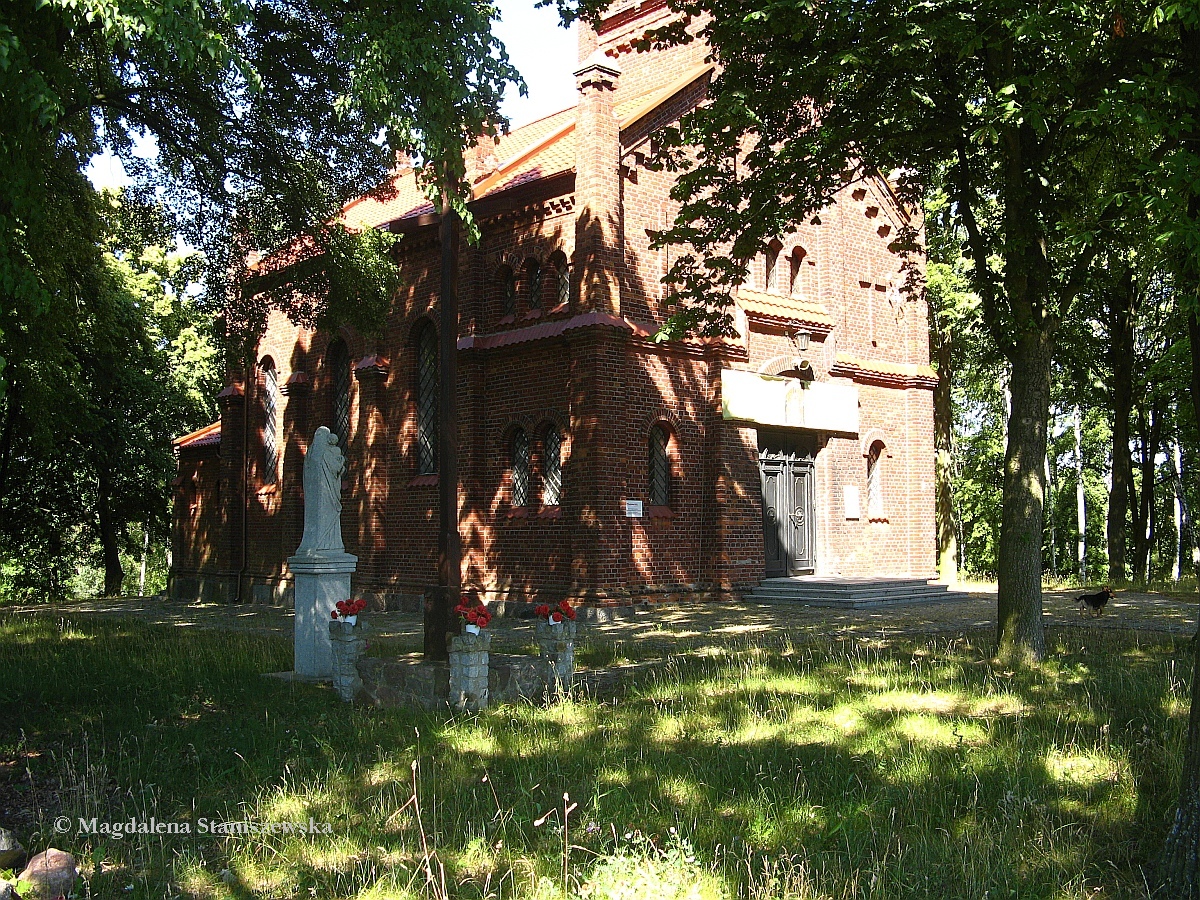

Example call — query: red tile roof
[174,421,221,449]
[341,64,714,231]
[736,288,835,331]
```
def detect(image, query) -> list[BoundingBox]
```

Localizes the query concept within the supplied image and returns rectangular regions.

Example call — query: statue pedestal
[288,551,358,679]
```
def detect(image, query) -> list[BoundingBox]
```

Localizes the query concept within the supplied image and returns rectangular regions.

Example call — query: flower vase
[328,619,368,702]
[465,623,481,635]
[344,615,357,626]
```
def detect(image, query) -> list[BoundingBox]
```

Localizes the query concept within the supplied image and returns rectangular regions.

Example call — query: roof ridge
[505,102,578,134]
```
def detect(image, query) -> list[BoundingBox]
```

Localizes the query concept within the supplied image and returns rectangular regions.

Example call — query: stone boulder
[17,849,78,900]
[0,829,23,869]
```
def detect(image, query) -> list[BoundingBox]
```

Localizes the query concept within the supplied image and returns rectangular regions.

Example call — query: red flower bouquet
[536,601,577,624]
[332,598,367,622]
[455,601,492,632]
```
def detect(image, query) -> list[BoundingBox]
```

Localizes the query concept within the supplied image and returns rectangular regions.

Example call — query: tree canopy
[0,0,522,595]
[562,0,1189,662]
[1,0,522,373]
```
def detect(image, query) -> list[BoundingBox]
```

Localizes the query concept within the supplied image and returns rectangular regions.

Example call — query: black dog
[1076,586,1113,617]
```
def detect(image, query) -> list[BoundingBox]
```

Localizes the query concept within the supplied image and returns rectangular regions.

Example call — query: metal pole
[424,184,461,660]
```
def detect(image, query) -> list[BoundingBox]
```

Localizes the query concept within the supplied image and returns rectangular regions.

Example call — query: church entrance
[759,430,817,576]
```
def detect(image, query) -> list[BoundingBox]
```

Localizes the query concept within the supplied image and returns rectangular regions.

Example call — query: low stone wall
[357,653,548,710]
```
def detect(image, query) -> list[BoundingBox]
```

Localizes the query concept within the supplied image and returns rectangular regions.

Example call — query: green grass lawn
[0,612,1191,899]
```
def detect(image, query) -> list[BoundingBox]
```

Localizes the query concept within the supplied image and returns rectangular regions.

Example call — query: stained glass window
[649,425,671,506]
[417,325,438,474]
[543,427,562,506]
[551,252,569,307]
[511,428,530,507]
[262,359,279,484]
[765,240,782,292]
[328,340,351,455]
[499,266,516,317]
[867,441,885,519]
[526,259,542,309]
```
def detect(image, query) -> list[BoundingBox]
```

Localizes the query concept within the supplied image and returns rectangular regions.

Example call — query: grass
[0,612,1192,899]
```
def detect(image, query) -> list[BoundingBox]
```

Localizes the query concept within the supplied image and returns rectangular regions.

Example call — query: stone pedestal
[288,551,358,679]
[329,620,368,701]
[536,619,577,696]
[448,630,490,711]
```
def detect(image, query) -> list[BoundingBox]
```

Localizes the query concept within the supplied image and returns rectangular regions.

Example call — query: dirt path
[11,587,1196,659]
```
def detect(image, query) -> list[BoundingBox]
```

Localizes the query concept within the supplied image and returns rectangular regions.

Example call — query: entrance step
[746,576,972,608]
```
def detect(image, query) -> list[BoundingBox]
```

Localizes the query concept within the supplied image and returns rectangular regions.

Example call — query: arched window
[498,265,516,318]
[416,324,439,474]
[649,424,672,507]
[789,247,807,296]
[543,427,563,506]
[549,251,570,308]
[511,428,530,507]
[261,358,279,484]
[524,258,542,310]
[765,239,783,293]
[327,339,351,455]
[866,440,886,519]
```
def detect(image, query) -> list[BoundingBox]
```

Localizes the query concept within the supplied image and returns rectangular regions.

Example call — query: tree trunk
[425,184,460,661]
[1157,310,1200,897]
[996,328,1052,663]
[0,381,18,525]
[1107,272,1136,583]
[1075,406,1088,581]
[931,302,958,584]
[98,468,124,597]
[1046,433,1057,580]
[138,524,149,596]
[1132,404,1163,584]
[1176,435,1186,582]
[1157,21,1200,890]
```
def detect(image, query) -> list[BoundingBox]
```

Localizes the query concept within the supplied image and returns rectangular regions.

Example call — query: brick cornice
[280,371,310,396]
[829,353,938,389]
[217,382,244,407]
[457,311,633,351]
[628,332,749,362]
[354,354,391,381]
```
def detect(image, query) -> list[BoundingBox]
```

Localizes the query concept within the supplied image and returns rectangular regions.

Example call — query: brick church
[170,0,939,609]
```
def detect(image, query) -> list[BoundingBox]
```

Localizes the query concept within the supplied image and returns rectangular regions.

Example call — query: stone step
[749,583,953,599]
[746,577,972,609]
[748,580,955,595]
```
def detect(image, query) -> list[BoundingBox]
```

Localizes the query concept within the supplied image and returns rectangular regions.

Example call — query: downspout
[238,359,251,602]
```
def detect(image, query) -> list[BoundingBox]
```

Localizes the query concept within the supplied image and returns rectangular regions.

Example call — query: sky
[493,0,578,126]
[86,1,576,191]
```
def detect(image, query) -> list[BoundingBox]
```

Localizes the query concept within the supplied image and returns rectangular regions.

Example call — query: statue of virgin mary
[296,426,346,556]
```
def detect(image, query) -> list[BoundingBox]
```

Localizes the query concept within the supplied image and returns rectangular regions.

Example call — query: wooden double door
[759,431,817,576]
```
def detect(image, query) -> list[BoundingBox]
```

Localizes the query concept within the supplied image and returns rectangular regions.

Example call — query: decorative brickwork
[169,5,938,610]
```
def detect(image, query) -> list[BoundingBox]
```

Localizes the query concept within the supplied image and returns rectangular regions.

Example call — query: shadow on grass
[0,612,1188,899]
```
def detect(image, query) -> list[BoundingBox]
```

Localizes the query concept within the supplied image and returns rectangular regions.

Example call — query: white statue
[296,426,346,556]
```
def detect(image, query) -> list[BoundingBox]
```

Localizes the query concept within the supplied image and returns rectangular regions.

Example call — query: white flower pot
[344,615,357,626]
[548,616,561,626]
[465,623,480,635]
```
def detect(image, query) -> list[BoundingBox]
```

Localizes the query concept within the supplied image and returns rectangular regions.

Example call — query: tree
[1151,6,1200,893]
[1,0,520,457]
[0,0,520,597]
[0,193,213,598]
[577,0,1156,662]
